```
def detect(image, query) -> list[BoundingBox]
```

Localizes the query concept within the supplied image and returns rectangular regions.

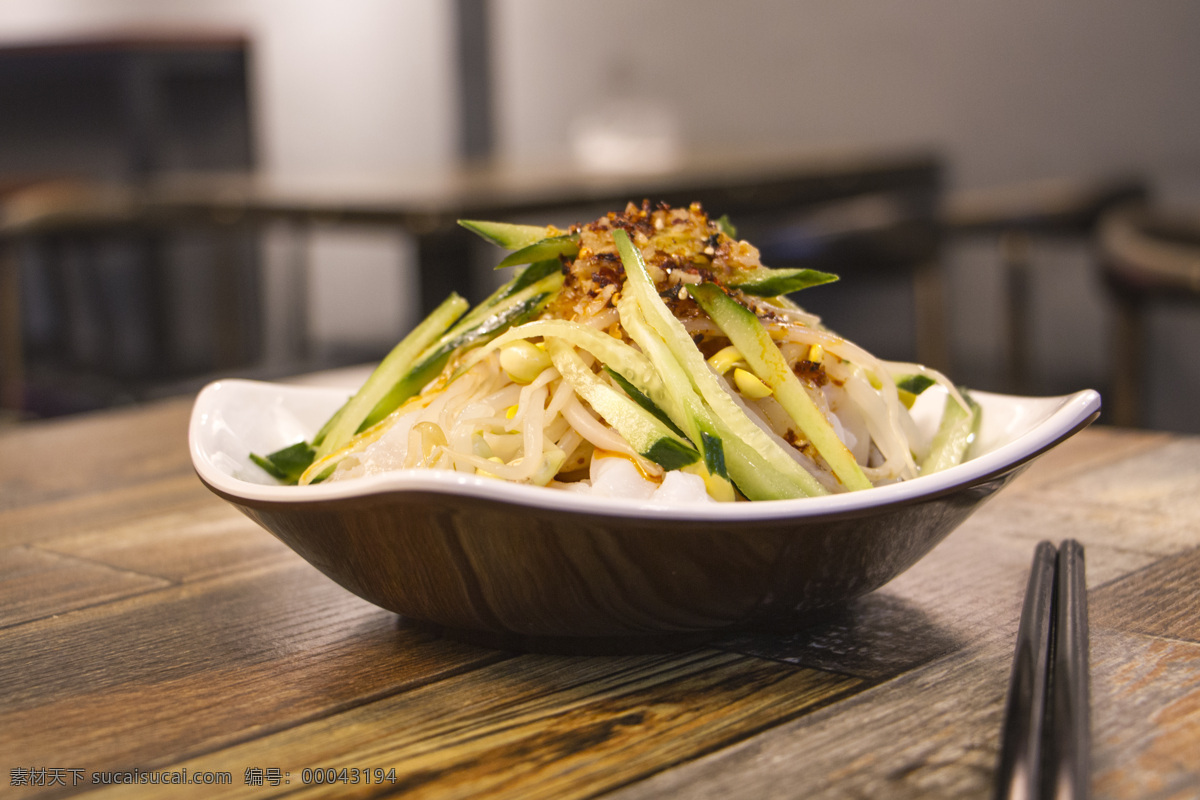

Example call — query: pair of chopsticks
[994,540,1091,800]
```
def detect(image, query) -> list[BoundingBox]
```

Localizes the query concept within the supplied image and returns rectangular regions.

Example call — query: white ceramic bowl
[190,379,1100,647]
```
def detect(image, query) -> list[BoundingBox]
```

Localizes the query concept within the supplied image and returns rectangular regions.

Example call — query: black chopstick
[994,539,1091,800]
[1048,540,1091,800]
[994,541,1057,799]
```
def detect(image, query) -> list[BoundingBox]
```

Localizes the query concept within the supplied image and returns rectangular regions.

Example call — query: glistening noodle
[90,768,233,785]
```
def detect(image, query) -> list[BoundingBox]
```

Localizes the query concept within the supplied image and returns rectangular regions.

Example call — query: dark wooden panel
[35,501,296,584]
[0,472,215,549]
[717,588,968,679]
[0,399,214,549]
[1030,438,1200,523]
[95,651,862,800]
[611,642,1014,800]
[0,561,505,772]
[1090,630,1200,799]
[0,544,168,627]
[718,513,1156,678]
[0,397,195,511]
[956,493,1188,566]
[1092,546,1200,643]
[615,629,1200,800]
[1004,425,1176,496]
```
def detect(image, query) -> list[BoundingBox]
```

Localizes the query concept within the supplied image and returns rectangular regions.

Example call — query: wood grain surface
[1,394,1198,799]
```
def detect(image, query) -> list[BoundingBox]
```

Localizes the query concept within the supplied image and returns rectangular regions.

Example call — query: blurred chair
[1,179,262,416]
[943,176,1149,393]
[0,33,260,417]
[1098,204,1200,427]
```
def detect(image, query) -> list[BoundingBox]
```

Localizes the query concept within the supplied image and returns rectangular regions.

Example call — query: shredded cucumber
[497,235,580,268]
[315,293,468,460]
[361,271,564,431]
[545,339,699,471]
[690,282,872,492]
[458,220,555,250]
[727,267,838,297]
[921,390,980,475]
[613,229,827,499]
[614,295,735,500]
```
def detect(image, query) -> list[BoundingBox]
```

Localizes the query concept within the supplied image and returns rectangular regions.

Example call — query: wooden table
[2,386,1198,799]
[139,145,940,314]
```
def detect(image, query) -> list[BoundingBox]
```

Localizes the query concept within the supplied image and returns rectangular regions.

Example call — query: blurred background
[1,0,1198,431]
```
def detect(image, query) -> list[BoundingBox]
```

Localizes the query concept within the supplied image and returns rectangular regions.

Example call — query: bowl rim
[189,378,1101,523]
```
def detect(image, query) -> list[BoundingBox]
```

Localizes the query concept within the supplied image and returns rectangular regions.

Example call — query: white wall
[0,0,457,176]
[493,0,1200,193]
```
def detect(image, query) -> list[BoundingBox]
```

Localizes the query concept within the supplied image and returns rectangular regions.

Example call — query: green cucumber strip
[895,373,937,409]
[360,271,563,431]
[251,441,316,485]
[450,315,708,475]
[700,431,726,479]
[432,259,558,355]
[610,296,736,500]
[718,431,826,499]
[920,390,980,475]
[615,294,706,446]
[249,454,287,481]
[315,293,469,459]
[612,232,824,499]
[603,367,688,439]
[502,259,562,298]
[715,214,738,239]
[643,439,704,472]
[690,282,872,492]
[458,219,554,250]
[896,374,937,396]
[728,267,838,297]
[496,235,580,268]
[615,296,728,480]
[545,339,699,471]
[462,316,721,491]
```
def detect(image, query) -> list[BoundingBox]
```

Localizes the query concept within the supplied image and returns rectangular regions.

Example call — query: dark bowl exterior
[204,463,1028,643]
